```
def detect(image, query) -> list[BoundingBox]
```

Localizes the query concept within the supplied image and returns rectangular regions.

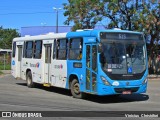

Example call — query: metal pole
[56,10,58,33]
[53,7,61,33]
[3,53,5,70]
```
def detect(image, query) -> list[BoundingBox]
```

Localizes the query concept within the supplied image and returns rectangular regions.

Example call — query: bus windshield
[100,34,146,80]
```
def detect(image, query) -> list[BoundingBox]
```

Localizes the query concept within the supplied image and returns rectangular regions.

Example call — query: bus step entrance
[43,83,51,87]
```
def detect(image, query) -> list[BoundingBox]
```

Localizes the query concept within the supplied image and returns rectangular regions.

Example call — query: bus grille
[114,87,139,93]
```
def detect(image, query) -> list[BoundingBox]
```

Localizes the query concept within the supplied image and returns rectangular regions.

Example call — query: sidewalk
[1,70,11,74]
[148,75,160,80]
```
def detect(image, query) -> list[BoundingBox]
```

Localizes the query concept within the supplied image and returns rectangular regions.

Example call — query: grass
[0,70,3,75]
[0,64,11,70]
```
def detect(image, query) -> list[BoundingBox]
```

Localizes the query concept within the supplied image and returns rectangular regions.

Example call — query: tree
[101,0,159,45]
[63,0,105,31]
[101,0,145,30]
[140,1,160,74]
[0,26,20,49]
[140,1,160,51]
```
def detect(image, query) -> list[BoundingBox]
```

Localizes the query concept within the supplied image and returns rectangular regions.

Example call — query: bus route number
[119,34,126,39]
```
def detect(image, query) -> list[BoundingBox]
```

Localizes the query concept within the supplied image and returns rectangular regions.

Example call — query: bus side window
[69,38,83,60]
[25,41,33,58]
[12,42,16,58]
[33,40,42,59]
[57,39,67,60]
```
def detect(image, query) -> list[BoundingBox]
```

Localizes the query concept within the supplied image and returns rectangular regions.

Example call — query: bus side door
[15,41,23,79]
[85,44,98,93]
[44,44,52,84]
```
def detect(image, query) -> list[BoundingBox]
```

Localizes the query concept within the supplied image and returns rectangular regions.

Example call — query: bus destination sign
[100,32,143,41]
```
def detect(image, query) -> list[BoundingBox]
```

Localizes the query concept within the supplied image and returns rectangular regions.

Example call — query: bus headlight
[100,76,111,86]
[142,78,148,84]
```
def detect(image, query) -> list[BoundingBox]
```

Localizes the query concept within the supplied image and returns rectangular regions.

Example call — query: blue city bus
[66,29,148,98]
[12,29,148,99]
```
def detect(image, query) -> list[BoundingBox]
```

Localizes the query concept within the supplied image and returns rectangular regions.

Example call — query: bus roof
[67,29,142,39]
[13,29,142,42]
[13,32,67,41]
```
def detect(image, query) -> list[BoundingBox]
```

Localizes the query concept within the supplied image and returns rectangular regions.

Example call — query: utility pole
[53,7,61,33]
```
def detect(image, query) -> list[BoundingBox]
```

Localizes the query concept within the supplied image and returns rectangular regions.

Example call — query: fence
[0,50,11,70]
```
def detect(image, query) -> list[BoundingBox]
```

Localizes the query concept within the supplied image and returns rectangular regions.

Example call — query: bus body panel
[50,60,67,88]
[66,61,86,91]
[11,57,16,77]
[21,58,43,83]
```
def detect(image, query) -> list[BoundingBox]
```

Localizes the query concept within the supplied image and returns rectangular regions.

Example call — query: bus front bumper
[97,83,147,96]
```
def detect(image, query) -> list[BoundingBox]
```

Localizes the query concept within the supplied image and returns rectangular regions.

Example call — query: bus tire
[70,79,85,99]
[26,71,35,88]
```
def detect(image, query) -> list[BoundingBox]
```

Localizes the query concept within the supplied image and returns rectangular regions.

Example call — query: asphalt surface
[0,74,159,120]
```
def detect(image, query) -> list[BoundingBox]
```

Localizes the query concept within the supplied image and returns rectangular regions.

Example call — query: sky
[0,0,69,31]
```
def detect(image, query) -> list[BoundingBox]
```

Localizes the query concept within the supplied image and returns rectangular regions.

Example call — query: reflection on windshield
[101,42,146,75]
[102,43,125,64]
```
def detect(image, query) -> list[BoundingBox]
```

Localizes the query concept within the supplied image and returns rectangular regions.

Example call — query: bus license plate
[122,91,131,94]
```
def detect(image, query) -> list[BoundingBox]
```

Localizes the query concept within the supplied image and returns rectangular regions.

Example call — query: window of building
[12,42,16,57]
[69,38,83,60]
[34,41,42,59]
[57,39,67,60]
[25,41,33,58]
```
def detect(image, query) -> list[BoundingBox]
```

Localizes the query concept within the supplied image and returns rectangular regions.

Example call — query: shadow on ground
[16,83,149,104]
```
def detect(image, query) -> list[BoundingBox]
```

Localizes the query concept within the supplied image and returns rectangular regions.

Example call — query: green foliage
[0,70,3,75]
[0,26,20,49]
[63,0,104,31]
[0,64,11,70]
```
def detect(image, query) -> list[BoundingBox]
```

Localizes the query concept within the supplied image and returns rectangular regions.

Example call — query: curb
[148,78,160,80]
[1,70,11,74]
[148,75,160,80]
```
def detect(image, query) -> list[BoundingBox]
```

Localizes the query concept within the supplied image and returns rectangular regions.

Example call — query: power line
[0,11,64,15]
[0,5,60,11]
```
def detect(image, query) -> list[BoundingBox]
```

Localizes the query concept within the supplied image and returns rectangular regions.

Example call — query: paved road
[0,75,159,120]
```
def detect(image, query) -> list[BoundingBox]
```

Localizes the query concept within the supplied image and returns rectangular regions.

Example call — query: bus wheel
[71,79,85,99]
[26,71,34,88]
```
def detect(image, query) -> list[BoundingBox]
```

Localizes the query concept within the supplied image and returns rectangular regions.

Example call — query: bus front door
[17,45,23,78]
[86,44,97,93]
[44,44,52,86]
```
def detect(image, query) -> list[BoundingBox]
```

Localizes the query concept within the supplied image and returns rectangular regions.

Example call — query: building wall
[21,26,72,37]
[21,26,106,37]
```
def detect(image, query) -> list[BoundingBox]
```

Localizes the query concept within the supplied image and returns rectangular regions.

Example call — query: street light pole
[53,7,61,33]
